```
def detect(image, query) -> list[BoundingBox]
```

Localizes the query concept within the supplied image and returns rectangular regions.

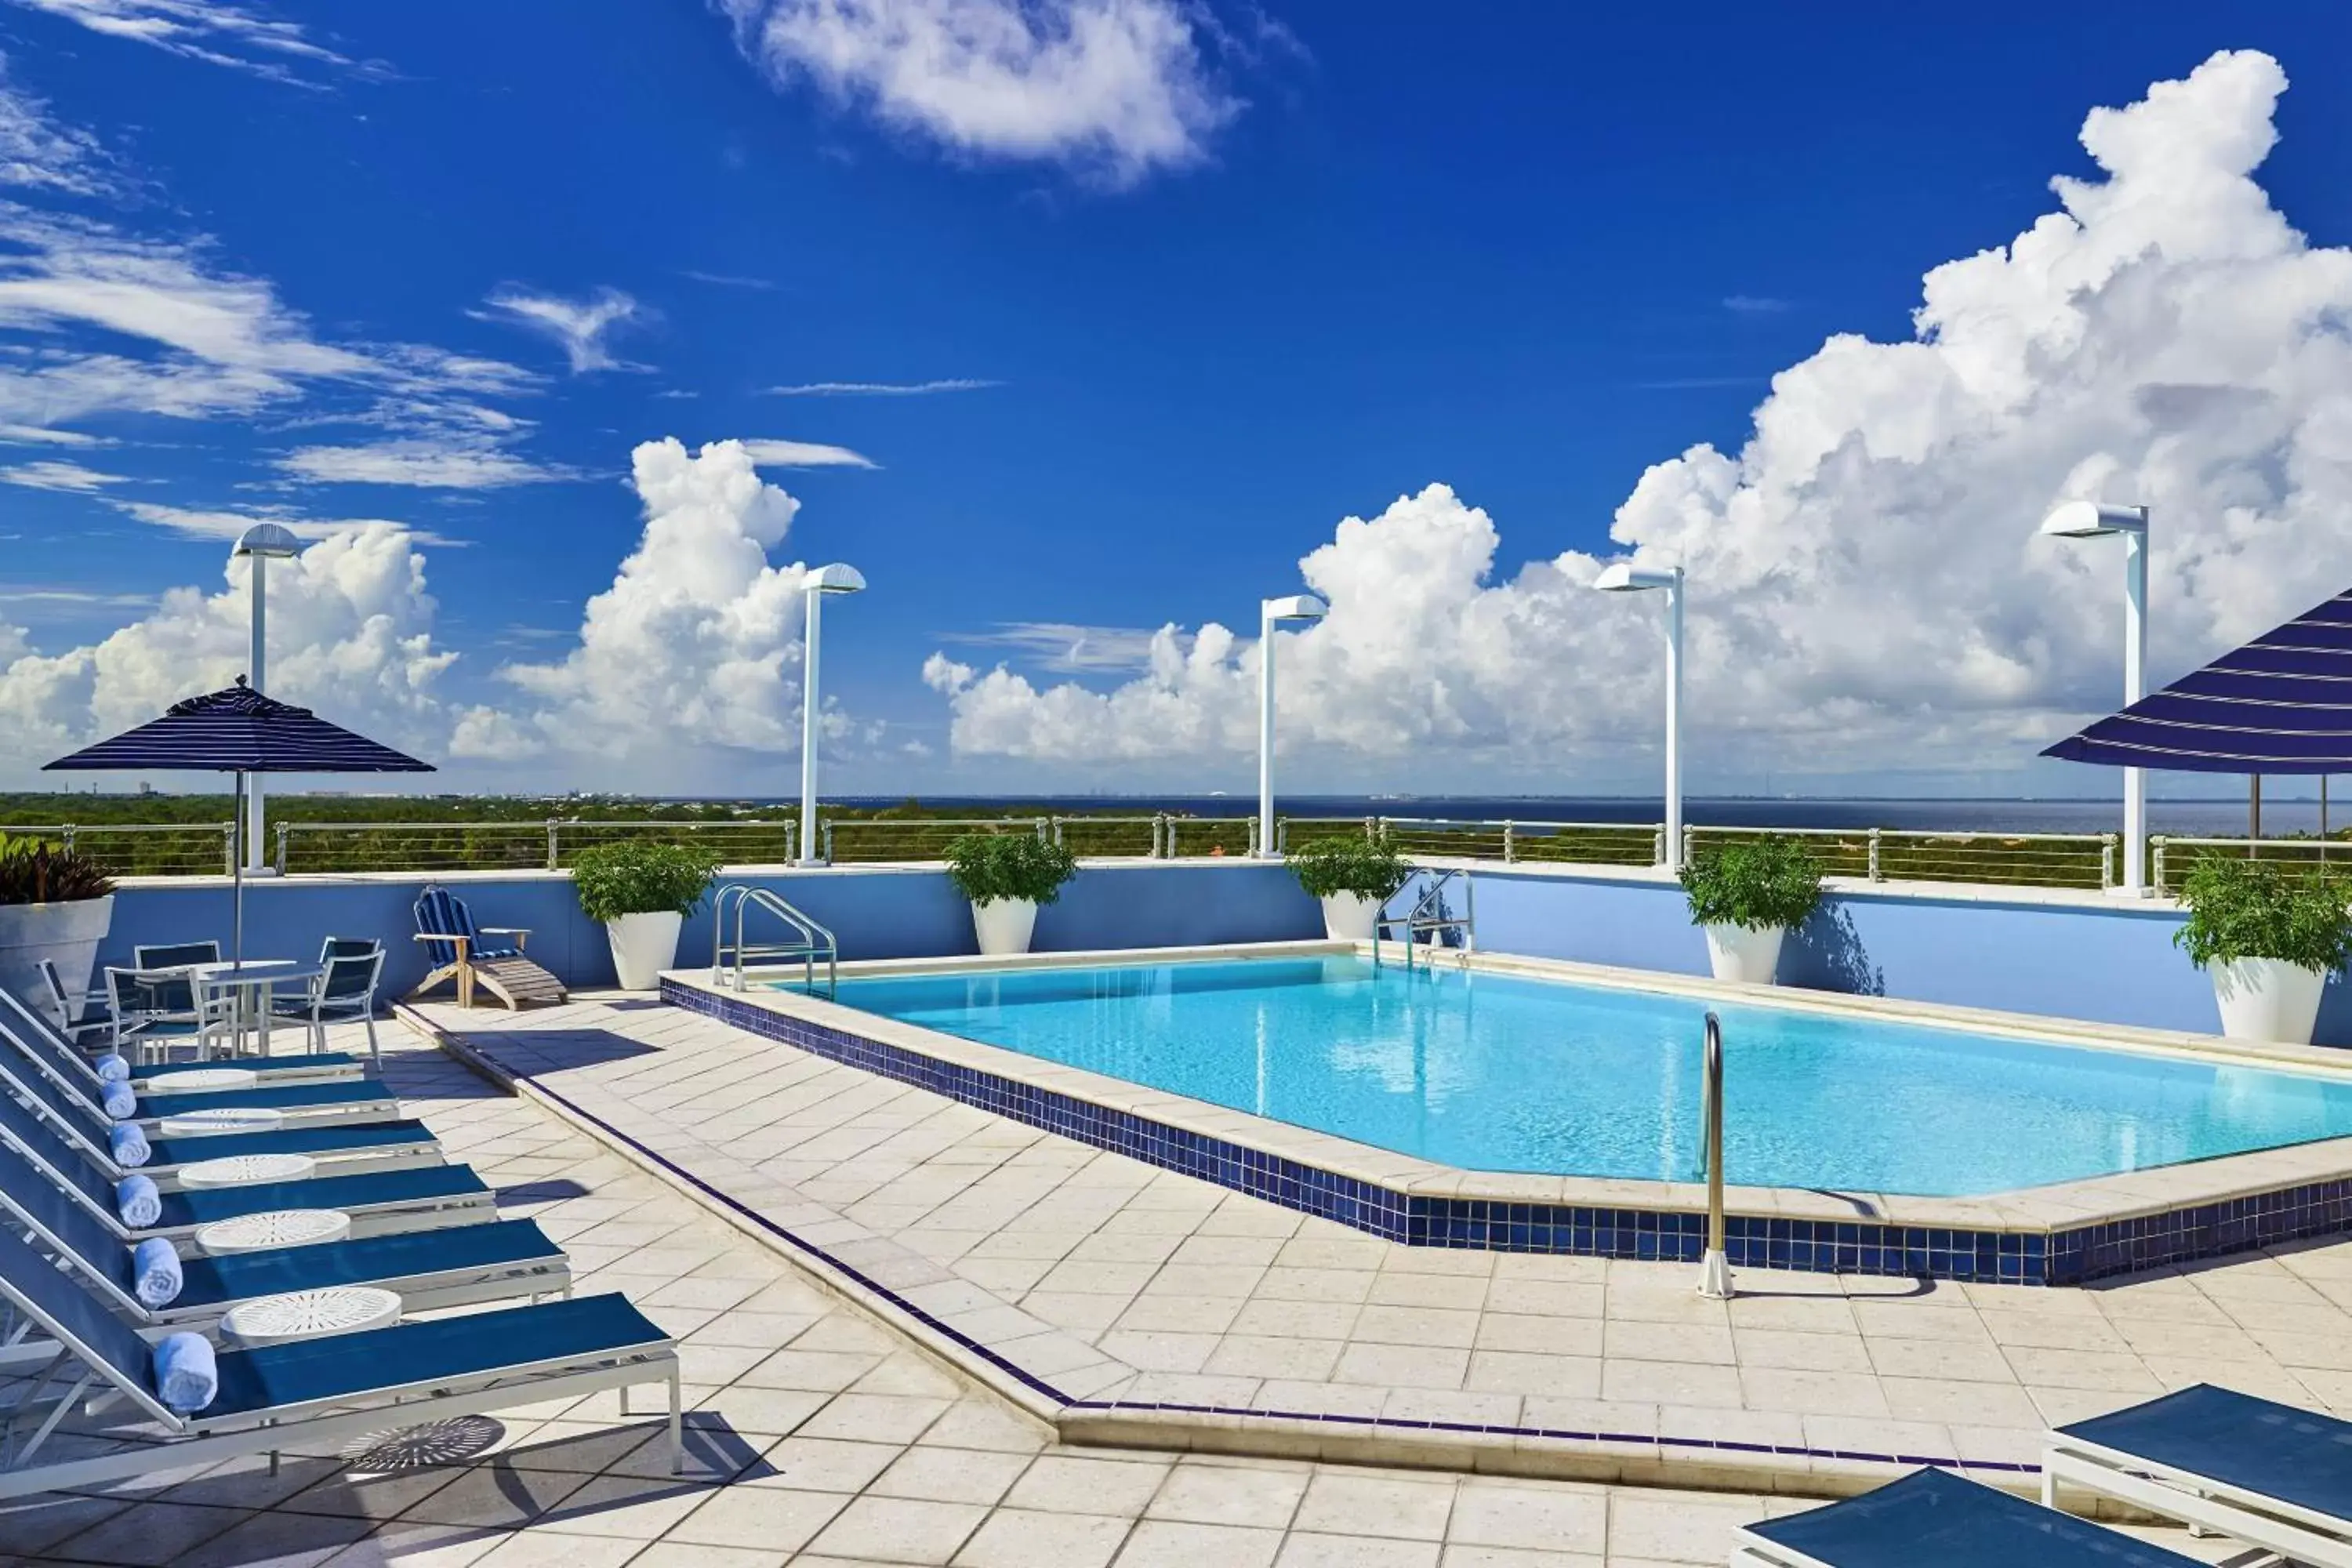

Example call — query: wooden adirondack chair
[411,887,567,1010]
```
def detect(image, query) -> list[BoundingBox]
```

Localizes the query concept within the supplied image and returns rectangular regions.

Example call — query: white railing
[273,817,800,874]
[0,822,238,877]
[2150,834,2348,895]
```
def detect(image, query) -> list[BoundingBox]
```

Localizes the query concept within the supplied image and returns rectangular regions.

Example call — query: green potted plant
[0,833,116,1025]
[1679,836,1824,985]
[572,840,724,989]
[946,831,1078,956]
[1286,832,1412,941]
[2174,855,2351,1044]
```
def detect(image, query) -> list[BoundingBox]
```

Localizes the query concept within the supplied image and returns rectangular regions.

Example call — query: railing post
[274,822,290,874]
[223,822,236,876]
[1364,815,1378,843]
[546,818,560,871]
[1681,824,1695,870]
[2151,836,2167,895]
[2100,833,2117,892]
[60,826,74,855]
[1867,828,1882,883]
[1653,826,1666,867]
[822,820,835,865]
[1502,820,1516,864]
[1152,814,1166,859]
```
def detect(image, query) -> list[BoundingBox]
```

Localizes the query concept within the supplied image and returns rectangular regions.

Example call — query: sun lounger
[1732,1466,2198,1567]
[412,885,567,1010]
[0,1001,396,1131]
[0,988,362,1091]
[0,1134,567,1347]
[0,1047,440,1185]
[0,1221,677,1502]
[2043,1382,2352,1567]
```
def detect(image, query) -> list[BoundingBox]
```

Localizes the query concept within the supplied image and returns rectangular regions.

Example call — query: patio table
[184,960,325,1059]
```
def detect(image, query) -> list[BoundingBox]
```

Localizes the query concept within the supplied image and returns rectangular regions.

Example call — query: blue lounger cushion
[137,1080,396,1121]
[116,1174,160,1227]
[1740,1468,2200,1566]
[147,1051,357,1080]
[144,1118,437,1171]
[172,1218,561,1312]
[2057,1383,2352,1525]
[153,1331,217,1414]
[202,1292,667,1420]
[153,1164,491,1232]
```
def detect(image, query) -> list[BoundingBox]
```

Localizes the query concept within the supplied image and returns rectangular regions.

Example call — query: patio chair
[127,940,220,1018]
[34,959,111,1049]
[321,935,381,961]
[1732,1466,2198,1566]
[0,986,361,1095]
[411,885,566,1010]
[104,965,234,1063]
[0,1085,489,1247]
[2043,1383,2352,1566]
[0,1221,677,1504]
[271,949,384,1062]
[0,1047,442,1186]
[0,1007,401,1134]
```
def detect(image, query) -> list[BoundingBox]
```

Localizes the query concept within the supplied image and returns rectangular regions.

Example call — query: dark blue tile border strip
[662,980,2352,1289]
[441,1018,2037,1479]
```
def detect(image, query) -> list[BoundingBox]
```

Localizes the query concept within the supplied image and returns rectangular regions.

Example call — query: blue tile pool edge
[411,1004,2040,1480]
[662,979,2352,1287]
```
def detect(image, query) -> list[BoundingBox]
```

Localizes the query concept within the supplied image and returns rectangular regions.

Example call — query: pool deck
[400,989,2352,1504]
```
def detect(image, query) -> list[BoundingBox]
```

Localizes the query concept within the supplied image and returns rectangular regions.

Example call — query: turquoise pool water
[822,956,2352,1196]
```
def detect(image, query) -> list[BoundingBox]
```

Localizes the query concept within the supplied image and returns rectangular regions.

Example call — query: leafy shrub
[1287,833,1411,902]
[0,833,114,905]
[2174,855,2352,971]
[1680,837,1824,931]
[946,832,1078,907]
[572,840,723,924]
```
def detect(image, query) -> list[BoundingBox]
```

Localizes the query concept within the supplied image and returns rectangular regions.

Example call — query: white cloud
[681,270,775,290]
[0,525,455,775]
[928,52,2352,785]
[475,286,645,375]
[719,0,1236,184]
[767,377,998,396]
[453,438,823,762]
[274,438,571,490]
[0,423,106,445]
[0,458,122,491]
[2,0,354,83]
[0,55,113,194]
[108,499,467,548]
[938,619,1171,672]
[1721,294,1790,315]
[739,437,877,468]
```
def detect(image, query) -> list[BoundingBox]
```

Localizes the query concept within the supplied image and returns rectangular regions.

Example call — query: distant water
[826,794,2326,837]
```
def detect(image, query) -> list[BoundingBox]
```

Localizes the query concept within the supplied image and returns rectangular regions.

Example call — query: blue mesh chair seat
[1733,1468,2199,1566]
[0,1221,677,1502]
[270,948,385,1063]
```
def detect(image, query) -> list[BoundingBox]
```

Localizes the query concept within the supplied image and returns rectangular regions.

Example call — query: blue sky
[2,2,2350,797]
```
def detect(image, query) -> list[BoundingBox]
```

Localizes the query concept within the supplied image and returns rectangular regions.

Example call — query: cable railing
[273,817,801,874]
[2150,835,2350,895]
[2,822,238,877]
[1684,824,2120,891]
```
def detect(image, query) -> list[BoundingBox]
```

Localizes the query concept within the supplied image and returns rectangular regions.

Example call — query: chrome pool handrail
[710,884,837,996]
[1697,1010,1733,1300]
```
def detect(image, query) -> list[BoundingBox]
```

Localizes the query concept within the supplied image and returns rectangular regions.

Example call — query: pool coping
[662,944,2352,1285]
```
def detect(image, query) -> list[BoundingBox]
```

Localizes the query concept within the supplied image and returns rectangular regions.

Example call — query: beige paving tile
[1278,1534,1441,1567]
[869,1446,1033,1505]
[1599,1358,1744,1409]
[953,1508,1133,1568]
[1332,1341,1473,1390]
[803,1495,988,1566]
[1292,1470,1458,1541]
[1145,1461,1311,1529]
[1446,1480,1606,1552]
[1005,1454,1174,1517]
[666,1485,848,1551]
[1112,1519,1283,1567]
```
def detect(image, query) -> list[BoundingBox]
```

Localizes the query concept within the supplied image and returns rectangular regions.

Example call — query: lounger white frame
[0,1289,680,1503]
[1728,1530,1831,1568]
[0,1010,395,1134]
[0,987,364,1091]
[2044,1428,2352,1567]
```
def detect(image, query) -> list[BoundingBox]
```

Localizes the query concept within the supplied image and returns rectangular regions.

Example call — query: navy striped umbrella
[44,679,433,965]
[2043,590,2352,774]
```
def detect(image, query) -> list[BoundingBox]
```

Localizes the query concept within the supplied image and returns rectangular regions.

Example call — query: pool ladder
[1370,868,1476,972]
[1696,1011,1732,1299]
[711,884,837,997]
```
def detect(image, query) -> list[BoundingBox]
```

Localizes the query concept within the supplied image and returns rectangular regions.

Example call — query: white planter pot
[0,894,113,1022]
[2210,956,2328,1045]
[972,898,1038,957]
[1320,892,1383,942]
[604,910,683,992]
[1703,922,1786,985]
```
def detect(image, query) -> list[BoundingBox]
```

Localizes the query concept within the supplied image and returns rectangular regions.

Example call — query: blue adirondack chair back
[415,887,521,961]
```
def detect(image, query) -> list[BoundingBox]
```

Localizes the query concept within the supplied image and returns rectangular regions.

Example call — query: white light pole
[1258,593,1328,858]
[2041,502,2150,895]
[1594,563,1685,872]
[798,563,866,866]
[231,522,300,873]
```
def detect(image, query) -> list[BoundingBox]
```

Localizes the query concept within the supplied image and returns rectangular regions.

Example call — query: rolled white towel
[95,1053,130,1083]
[109,1121,151,1168]
[152,1332,216,1414]
[116,1174,161,1228]
[132,1236,181,1308]
[100,1080,136,1120]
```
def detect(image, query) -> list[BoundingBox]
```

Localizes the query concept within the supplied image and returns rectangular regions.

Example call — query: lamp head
[2039,501,2147,539]
[1263,593,1327,623]
[231,522,302,560]
[1592,561,1679,593]
[804,562,866,595]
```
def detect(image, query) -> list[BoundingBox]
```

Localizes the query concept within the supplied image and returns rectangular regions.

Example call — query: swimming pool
[825,956,2352,1196]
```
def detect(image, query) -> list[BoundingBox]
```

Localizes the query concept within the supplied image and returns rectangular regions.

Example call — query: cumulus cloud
[475,286,645,374]
[927,51,2352,784]
[0,525,455,775]
[719,0,1238,184]
[739,437,876,468]
[0,458,122,491]
[2,0,354,84]
[452,438,824,762]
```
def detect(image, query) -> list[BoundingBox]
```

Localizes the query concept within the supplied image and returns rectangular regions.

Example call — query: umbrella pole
[232,770,245,967]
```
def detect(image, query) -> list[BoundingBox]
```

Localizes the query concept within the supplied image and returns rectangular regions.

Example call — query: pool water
[822,956,2352,1196]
